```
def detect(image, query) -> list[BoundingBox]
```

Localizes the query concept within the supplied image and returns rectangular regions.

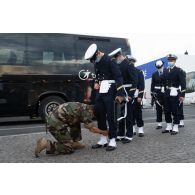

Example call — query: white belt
[103,80,115,84]
[99,80,115,93]
[155,86,165,93]
[168,87,179,90]
[123,84,132,88]
[154,86,161,89]
[167,87,179,96]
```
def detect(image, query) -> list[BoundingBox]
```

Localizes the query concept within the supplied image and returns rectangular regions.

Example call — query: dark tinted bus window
[27,34,76,66]
[0,34,26,65]
[75,35,131,63]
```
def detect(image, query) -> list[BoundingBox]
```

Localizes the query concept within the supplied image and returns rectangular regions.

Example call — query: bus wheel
[39,96,65,121]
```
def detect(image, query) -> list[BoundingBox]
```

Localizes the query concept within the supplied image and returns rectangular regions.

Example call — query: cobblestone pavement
[0,106,195,163]
[1,121,195,163]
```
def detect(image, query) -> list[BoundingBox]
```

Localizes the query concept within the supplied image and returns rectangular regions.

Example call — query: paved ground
[0,105,195,163]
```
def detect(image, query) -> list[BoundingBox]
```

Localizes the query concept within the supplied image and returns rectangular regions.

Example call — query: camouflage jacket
[47,102,94,131]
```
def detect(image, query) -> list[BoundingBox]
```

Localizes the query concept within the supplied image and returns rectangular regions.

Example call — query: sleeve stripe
[117,86,123,91]
[139,91,144,94]
[129,88,136,91]
[181,90,186,93]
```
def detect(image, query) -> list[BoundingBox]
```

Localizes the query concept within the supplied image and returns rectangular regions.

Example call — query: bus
[0,33,131,120]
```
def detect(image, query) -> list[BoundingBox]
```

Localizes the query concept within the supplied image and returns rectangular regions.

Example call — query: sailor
[126,55,145,137]
[84,44,124,151]
[178,69,186,128]
[108,49,138,143]
[179,101,185,128]
[163,54,186,135]
[151,60,166,129]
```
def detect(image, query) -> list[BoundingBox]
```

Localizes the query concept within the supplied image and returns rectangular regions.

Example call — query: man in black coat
[151,60,166,129]
[109,49,138,143]
[178,69,186,128]
[162,54,186,135]
[84,44,124,151]
[126,55,145,137]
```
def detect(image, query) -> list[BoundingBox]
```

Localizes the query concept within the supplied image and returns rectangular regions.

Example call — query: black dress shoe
[138,133,144,137]
[162,130,170,134]
[133,132,137,136]
[156,126,162,129]
[179,125,184,128]
[171,131,178,135]
[106,146,116,151]
[122,138,132,144]
[91,143,107,149]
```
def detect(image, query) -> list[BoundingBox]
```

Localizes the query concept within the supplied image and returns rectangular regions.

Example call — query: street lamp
[184,50,188,55]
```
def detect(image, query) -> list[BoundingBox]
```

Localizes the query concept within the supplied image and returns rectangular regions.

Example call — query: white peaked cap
[84,43,98,60]
[166,54,178,60]
[155,60,163,66]
[108,48,122,57]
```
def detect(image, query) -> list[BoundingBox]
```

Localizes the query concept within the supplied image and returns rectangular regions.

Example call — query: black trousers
[94,85,117,139]
[178,102,184,120]
[118,101,134,138]
[155,96,165,122]
[164,96,180,124]
[132,99,144,127]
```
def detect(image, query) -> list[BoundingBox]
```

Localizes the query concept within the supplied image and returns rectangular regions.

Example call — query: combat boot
[45,141,57,155]
[35,138,51,158]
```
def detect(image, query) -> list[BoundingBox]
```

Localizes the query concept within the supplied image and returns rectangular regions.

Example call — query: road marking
[183,114,195,117]
[0,125,45,131]
[0,115,195,137]
[0,132,46,138]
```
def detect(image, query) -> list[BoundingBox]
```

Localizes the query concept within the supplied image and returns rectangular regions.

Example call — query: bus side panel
[27,75,87,116]
[0,34,29,116]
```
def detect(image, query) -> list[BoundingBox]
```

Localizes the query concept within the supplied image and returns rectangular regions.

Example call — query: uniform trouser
[48,122,82,154]
[178,102,184,120]
[118,101,134,138]
[132,99,144,127]
[164,96,180,124]
[155,96,165,122]
[94,85,117,139]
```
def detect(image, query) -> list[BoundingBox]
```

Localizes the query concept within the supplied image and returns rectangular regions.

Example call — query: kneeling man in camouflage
[35,102,108,157]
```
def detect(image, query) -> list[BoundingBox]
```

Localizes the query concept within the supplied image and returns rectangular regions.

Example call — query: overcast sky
[1,0,195,65]
[129,34,195,64]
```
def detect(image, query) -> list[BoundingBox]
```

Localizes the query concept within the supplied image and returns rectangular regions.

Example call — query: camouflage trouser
[47,123,82,154]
